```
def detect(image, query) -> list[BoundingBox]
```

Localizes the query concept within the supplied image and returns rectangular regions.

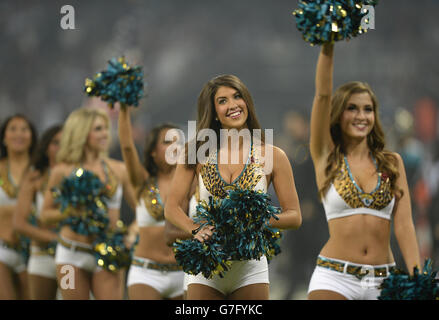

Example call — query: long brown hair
[143,123,180,177]
[319,81,402,199]
[186,74,264,168]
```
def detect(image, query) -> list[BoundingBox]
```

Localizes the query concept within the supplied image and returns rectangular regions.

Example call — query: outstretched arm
[310,43,334,165]
[118,104,149,190]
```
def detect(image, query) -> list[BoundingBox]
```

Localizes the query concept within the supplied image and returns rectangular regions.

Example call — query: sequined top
[0,163,18,206]
[71,161,122,210]
[136,176,165,227]
[101,162,122,210]
[198,143,267,202]
[322,155,395,221]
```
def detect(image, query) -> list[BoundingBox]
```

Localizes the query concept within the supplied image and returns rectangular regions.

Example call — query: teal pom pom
[173,236,230,279]
[378,259,439,300]
[93,221,132,273]
[84,56,144,108]
[293,0,379,45]
[52,168,109,236]
[173,188,283,278]
[17,235,31,264]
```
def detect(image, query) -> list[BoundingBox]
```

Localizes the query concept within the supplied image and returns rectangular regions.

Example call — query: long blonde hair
[57,107,111,164]
[319,81,402,199]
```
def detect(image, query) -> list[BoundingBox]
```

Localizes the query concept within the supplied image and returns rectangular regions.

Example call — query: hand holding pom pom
[293,0,379,46]
[378,259,439,300]
[52,168,110,236]
[173,189,283,278]
[84,57,144,108]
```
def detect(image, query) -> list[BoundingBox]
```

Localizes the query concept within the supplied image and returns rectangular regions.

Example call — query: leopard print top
[333,155,394,210]
[199,143,265,199]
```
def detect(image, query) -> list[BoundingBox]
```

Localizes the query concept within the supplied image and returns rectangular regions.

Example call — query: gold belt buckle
[355,265,374,280]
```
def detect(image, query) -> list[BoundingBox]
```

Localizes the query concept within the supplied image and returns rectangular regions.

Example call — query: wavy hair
[186,74,264,168]
[319,81,402,199]
[56,108,111,164]
[31,124,63,173]
[143,123,181,177]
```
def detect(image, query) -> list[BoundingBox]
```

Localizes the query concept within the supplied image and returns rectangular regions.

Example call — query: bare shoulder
[106,158,125,169]
[254,143,286,158]
[272,145,288,160]
[388,151,404,168]
[106,158,128,177]
[51,163,74,179]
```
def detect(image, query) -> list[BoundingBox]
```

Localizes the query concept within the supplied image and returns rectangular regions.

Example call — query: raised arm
[118,105,149,190]
[269,146,302,230]
[392,153,421,274]
[13,169,58,243]
[117,161,137,211]
[310,43,334,164]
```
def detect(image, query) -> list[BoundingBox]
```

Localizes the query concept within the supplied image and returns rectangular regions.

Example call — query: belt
[317,256,395,280]
[58,237,93,254]
[31,246,56,257]
[131,258,182,272]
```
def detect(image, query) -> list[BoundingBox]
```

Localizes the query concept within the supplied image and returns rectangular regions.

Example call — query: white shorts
[27,246,57,279]
[0,242,26,274]
[127,256,185,299]
[308,256,395,300]
[185,256,269,296]
[55,237,101,274]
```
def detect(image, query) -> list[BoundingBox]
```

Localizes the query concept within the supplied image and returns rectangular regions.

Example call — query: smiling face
[86,116,109,153]
[3,117,33,154]
[340,92,375,141]
[214,86,249,130]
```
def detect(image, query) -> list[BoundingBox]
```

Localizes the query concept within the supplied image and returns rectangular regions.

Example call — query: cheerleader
[0,114,37,299]
[118,104,186,300]
[14,124,62,299]
[40,107,136,300]
[307,43,421,300]
[165,74,302,300]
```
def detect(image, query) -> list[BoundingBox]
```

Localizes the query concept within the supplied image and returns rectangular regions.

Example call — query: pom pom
[173,188,282,278]
[93,220,132,273]
[378,259,439,300]
[84,56,144,108]
[52,168,109,236]
[173,236,231,279]
[17,235,31,264]
[293,0,379,45]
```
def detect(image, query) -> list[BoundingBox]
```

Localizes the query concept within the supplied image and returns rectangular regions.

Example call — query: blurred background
[1,0,438,299]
